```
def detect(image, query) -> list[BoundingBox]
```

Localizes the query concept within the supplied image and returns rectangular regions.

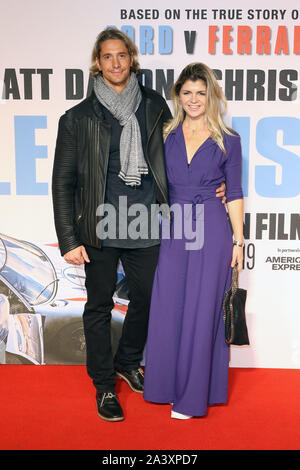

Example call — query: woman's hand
[231,245,243,271]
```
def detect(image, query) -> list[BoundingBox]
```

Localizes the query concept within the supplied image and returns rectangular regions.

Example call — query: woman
[143,63,244,419]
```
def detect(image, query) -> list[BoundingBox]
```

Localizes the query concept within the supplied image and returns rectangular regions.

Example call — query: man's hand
[63,245,90,265]
[216,181,226,205]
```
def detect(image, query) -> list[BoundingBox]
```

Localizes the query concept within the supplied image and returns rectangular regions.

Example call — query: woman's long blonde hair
[163,63,233,153]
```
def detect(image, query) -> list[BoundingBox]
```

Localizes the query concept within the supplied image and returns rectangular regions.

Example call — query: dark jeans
[83,244,160,393]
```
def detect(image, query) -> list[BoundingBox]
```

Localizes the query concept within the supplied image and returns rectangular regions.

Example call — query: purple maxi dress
[143,123,243,417]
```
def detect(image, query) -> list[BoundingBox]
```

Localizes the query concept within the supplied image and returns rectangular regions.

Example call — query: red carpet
[1,366,300,451]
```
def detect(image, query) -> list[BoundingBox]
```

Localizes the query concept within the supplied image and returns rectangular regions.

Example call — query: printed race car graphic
[0,233,128,365]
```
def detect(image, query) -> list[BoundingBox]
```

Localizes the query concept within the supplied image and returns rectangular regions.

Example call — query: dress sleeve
[223,133,244,203]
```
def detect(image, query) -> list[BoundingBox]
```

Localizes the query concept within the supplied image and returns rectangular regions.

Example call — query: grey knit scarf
[94,72,148,186]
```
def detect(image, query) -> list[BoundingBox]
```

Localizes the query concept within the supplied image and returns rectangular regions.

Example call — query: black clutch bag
[223,265,249,345]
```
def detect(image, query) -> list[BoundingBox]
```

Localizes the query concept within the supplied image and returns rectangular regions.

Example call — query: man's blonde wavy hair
[163,63,233,153]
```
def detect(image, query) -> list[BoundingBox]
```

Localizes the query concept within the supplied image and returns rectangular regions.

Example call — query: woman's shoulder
[222,128,241,150]
[165,123,182,143]
[164,132,175,150]
[223,127,240,139]
[164,129,183,154]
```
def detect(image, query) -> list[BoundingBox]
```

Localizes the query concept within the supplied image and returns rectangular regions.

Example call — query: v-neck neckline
[180,122,212,166]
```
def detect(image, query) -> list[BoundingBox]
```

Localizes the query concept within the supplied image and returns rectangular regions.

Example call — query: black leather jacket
[52,86,172,256]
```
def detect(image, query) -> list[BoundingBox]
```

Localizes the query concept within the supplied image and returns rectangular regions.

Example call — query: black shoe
[115,368,144,393]
[96,391,124,422]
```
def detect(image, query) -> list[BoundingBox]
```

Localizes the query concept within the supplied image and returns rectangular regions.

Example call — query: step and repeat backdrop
[0,0,299,367]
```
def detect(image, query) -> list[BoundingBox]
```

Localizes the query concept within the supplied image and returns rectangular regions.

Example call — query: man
[52,28,225,422]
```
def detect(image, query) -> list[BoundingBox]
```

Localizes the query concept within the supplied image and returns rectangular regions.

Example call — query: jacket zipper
[77,186,83,221]
[97,127,111,247]
[145,109,168,204]
[88,120,110,247]
[88,120,100,244]
[102,134,110,214]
